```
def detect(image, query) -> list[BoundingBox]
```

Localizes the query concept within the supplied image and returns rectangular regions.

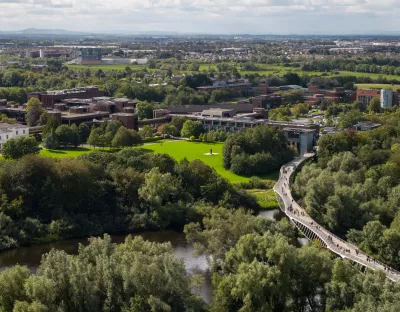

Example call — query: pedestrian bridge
[273,155,400,282]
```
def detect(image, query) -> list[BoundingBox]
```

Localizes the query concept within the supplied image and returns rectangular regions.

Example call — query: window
[23,130,25,134]
[6,135,8,139]
[16,131,18,135]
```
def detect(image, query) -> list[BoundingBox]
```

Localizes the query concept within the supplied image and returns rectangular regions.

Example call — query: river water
[0,209,305,304]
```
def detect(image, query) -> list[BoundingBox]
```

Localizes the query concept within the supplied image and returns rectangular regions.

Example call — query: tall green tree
[180,120,204,138]
[367,97,381,113]
[26,98,45,127]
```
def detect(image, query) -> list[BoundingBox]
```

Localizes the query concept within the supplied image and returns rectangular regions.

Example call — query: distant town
[1,31,400,311]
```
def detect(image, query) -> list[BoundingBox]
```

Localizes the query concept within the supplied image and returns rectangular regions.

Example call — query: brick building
[28,86,104,108]
[251,94,283,109]
[356,89,399,108]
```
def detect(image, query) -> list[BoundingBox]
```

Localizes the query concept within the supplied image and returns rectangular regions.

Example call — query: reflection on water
[258,209,286,221]
[0,208,309,305]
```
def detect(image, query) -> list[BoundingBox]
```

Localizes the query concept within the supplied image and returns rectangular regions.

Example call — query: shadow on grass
[47,147,91,153]
[140,148,156,154]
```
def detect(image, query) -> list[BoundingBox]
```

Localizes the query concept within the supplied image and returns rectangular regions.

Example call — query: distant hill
[0,28,93,35]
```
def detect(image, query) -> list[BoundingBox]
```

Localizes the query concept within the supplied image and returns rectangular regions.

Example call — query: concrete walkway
[273,154,400,282]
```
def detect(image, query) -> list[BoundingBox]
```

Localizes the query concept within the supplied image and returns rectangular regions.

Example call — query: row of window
[0,129,26,141]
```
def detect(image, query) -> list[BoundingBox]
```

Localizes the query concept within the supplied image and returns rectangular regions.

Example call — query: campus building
[0,123,29,150]
[28,86,104,108]
[197,81,252,96]
[79,48,102,65]
[251,94,283,109]
[356,89,398,108]
[171,112,318,155]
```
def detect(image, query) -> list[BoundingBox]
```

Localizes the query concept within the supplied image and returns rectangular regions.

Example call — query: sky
[0,0,399,35]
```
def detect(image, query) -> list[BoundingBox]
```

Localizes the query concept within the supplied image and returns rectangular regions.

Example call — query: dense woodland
[2,207,400,312]
[293,113,400,271]
[223,126,295,176]
[0,149,258,251]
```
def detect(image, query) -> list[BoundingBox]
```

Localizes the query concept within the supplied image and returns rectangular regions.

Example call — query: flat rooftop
[61,112,110,120]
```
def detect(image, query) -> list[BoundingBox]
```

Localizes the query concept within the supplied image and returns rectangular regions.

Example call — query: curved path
[273,154,400,282]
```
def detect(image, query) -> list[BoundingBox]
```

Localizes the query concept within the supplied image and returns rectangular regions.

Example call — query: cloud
[0,0,399,34]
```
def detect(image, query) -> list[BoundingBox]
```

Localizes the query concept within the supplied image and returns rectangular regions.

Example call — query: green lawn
[39,147,109,158]
[67,61,400,82]
[38,141,278,183]
[139,140,278,183]
[246,189,279,210]
[355,83,400,90]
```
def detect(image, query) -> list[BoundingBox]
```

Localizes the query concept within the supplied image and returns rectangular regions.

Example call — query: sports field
[139,140,279,183]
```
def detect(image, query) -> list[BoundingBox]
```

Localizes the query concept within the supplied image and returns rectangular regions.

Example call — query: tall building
[356,89,398,108]
[381,89,393,108]
[80,48,102,65]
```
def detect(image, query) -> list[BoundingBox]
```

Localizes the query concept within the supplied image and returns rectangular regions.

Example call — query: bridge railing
[273,156,400,282]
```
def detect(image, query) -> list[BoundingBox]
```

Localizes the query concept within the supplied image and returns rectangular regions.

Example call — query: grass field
[246,189,278,210]
[67,64,147,71]
[39,147,108,158]
[139,140,279,183]
[355,83,400,90]
[67,62,400,81]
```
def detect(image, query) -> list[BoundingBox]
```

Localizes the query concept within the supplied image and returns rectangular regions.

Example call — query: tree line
[223,125,295,176]
[0,148,258,252]
[2,203,399,312]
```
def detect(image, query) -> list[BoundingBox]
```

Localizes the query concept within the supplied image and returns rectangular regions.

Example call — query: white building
[0,124,29,150]
[381,89,393,108]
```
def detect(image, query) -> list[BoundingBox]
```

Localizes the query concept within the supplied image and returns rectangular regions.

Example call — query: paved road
[273,154,400,282]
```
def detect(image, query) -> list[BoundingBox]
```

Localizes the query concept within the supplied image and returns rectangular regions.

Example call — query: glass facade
[81,48,102,61]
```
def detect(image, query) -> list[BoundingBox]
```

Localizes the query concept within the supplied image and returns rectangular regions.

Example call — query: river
[0,209,305,304]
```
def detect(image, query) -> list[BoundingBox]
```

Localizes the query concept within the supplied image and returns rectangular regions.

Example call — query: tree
[78,123,90,143]
[180,120,205,138]
[277,89,304,104]
[42,133,59,150]
[367,97,381,113]
[170,116,188,132]
[138,167,181,208]
[87,127,106,148]
[138,125,154,139]
[222,125,293,176]
[0,235,204,311]
[2,137,38,159]
[185,206,295,268]
[112,126,136,148]
[338,109,363,129]
[128,129,143,146]
[0,265,31,312]
[42,118,59,137]
[55,125,74,147]
[158,124,178,137]
[136,101,154,120]
[26,98,45,127]
[105,120,122,137]
[70,124,81,147]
